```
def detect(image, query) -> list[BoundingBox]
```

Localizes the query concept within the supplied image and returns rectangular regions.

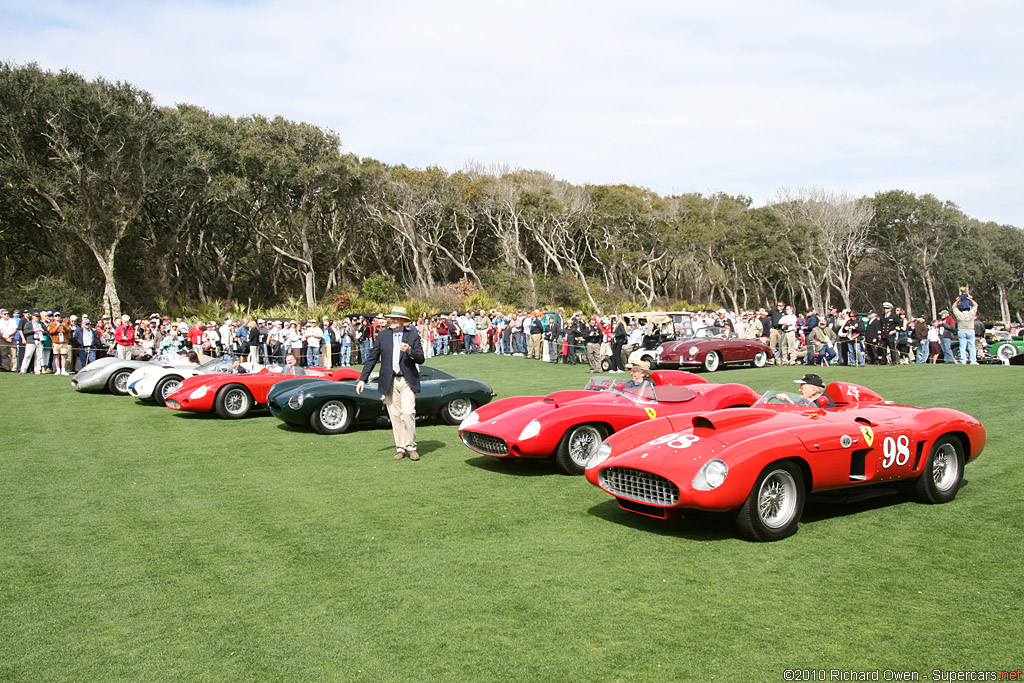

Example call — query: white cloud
[2,0,1022,224]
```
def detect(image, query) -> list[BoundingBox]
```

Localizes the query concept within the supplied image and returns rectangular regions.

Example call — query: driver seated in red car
[776,373,835,408]
[229,356,248,374]
[623,360,655,390]
[280,352,306,376]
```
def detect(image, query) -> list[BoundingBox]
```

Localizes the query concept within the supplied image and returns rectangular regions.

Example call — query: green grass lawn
[1,358,1021,681]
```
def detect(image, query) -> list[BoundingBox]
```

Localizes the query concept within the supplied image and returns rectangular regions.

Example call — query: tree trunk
[87,242,121,319]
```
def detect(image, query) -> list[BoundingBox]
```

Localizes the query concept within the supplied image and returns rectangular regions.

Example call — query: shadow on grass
[463,455,559,477]
[586,480,971,540]
[586,499,735,541]
[171,407,271,420]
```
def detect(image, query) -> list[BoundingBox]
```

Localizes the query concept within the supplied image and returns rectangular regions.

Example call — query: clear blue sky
[3,0,1021,226]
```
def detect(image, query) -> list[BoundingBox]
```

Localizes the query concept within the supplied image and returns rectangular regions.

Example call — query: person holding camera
[952,287,978,364]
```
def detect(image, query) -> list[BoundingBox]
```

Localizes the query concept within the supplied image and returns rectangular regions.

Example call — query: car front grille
[461,431,509,456]
[599,467,680,506]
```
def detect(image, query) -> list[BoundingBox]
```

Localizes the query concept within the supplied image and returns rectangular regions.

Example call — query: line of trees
[2,62,1022,322]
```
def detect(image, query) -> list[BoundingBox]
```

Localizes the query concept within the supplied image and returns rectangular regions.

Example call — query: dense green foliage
[2,62,1023,321]
[1,359,1020,680]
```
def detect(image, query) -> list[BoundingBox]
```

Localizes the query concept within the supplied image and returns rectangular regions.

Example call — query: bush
[0,276,100,316]
[481,267,529,307]
[361,274,400,304]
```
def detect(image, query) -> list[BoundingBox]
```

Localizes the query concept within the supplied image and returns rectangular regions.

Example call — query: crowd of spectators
[0,290,1016,376]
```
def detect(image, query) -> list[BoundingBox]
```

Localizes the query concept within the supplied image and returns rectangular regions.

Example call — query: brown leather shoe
[394,452,406,460]
[408,451,420,461]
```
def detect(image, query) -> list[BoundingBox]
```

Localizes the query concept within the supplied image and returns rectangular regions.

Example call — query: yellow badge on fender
[644,407,657,420]
[859,425,875,447]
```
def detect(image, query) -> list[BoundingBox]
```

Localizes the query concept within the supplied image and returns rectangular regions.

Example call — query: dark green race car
[266,366,496,435]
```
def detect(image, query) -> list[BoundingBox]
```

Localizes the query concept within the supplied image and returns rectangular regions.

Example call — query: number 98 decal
[647,433,700,449]
[881,434,910,468]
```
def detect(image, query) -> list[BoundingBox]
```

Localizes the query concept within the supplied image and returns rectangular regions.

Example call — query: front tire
[555,423,609,475]
[153,375,182,407]
[600,358,612,372]
[704,351,721,372]
[107,369,132,395]
[914,436,964,504]
[441,397,475,425]
[752,350,768,368]
[310,399,354,434]
[735,460,805,541]
[215,384,253,419]
[997,343,1017,363]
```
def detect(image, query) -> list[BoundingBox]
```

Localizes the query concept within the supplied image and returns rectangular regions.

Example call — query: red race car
[459,370,760,475]
[165,366,360,419]
[585,381,986,541]
[655,326,771,372]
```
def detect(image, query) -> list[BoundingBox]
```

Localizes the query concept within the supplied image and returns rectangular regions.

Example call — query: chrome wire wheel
[319,400,349,430]
[931,441,961,492]
[160,379,181,400]
[442,397,474,424]
[757,468,799,530]
[112,371,130,394]
[567,425,604,467]
[224,388,247,414]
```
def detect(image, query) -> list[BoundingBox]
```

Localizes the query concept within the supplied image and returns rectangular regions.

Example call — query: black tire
[600,358,611,372]
[752,350,768,368]
[152,375,183,407]
[703,351,721,372]
[735,460,805,541]
[107,368,132,395]
[914,436,964,504]
[309,399,354,435]
[215,384,253,419]
[555,423,609,475]
[440,397,475,425]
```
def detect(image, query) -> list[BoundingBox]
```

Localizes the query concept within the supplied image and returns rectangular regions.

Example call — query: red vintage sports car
[585,381,986,541]
[459,370,760,475]
[165,366,360,419]
[654,326,771,372]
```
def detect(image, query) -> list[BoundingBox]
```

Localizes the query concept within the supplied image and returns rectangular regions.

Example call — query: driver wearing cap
[623,360,655,390]
[776,373,835,408]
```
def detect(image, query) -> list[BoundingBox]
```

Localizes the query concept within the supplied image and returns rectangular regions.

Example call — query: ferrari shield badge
[644,407,657,420]
[859,425,875,447]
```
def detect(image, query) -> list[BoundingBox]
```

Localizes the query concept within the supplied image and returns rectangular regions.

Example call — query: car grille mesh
[600,467,680,506]
[461,431,509,456]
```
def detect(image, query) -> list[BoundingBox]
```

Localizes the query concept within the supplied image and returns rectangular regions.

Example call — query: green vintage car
[984,329,1024,363]
[266,366,496,435]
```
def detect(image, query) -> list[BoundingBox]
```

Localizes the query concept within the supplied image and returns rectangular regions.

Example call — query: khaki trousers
[383,376,417,454]
[528,333,543,359]
[586,343,601,371]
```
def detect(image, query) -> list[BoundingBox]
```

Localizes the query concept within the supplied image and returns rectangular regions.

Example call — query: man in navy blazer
[356,306,425,460]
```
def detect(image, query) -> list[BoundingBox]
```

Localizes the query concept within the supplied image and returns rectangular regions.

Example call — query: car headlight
[656,345,664,356]
[692,458,728,491]
[189,384,208,400]
[518,419,541,441]
[460,410,480,429]
[587,442,612,469]
[688,345,699,356]
[288,392,304,409]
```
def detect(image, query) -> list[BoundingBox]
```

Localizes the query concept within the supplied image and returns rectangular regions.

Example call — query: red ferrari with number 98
[585,381,985,541]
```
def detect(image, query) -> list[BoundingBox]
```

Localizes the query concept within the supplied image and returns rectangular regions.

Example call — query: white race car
[126,355,261,406]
